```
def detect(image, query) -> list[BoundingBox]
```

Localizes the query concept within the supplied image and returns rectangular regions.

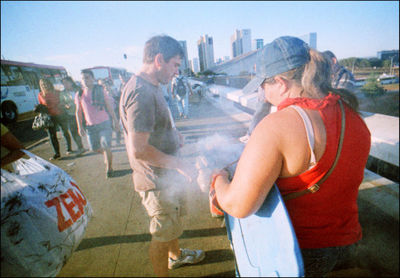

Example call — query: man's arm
[127,130,195,182]
[104,91,118,130]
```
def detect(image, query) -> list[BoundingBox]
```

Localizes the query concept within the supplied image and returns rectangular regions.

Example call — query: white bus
[1,59,68,123]
[81,66,129,93]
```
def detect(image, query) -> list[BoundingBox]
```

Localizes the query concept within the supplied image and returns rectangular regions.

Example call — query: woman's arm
[214,113,284,218]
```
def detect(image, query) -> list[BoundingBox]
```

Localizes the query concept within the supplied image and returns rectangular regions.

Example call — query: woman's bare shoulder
[256,107,301,134]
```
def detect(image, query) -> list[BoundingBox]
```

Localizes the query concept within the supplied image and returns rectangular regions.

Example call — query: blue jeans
[47,114,72,155]
[85,120,112,151]
[175,93,189,117]
[301,244,356,277]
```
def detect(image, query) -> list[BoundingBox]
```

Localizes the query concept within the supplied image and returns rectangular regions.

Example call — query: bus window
[31,68,42,89]
[1,66,11,86]
[90,68,109,80]
[7,66,25,86]
[20,66,40,90]
[39,68,54,81]
[111,68,121,80]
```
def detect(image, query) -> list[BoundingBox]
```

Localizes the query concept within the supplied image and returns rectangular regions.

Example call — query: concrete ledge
[361,112,399,167]
[238,92,258,108]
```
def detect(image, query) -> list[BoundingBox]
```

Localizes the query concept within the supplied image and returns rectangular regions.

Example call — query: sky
[1,1,399,81]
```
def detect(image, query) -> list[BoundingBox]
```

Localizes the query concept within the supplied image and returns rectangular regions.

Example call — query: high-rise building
[252,39,264,50]
[298,32,317,49]
[178,40,189,73]
[191,57,200,73]
[197,35,215,71]
[231,29,252,58]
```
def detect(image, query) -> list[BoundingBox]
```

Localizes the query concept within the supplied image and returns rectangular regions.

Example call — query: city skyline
[1,1,399,80]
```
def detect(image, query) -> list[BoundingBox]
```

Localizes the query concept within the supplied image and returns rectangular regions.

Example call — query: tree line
[339,57,398,70]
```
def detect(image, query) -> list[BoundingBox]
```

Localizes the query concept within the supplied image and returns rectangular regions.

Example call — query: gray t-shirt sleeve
[126,88,155,134]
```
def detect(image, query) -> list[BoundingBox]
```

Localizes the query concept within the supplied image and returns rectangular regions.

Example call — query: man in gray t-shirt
[119,35,205,277]
[120,74,182,191]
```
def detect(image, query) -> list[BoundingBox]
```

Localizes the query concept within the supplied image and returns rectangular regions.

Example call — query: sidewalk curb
[26,137,48,150]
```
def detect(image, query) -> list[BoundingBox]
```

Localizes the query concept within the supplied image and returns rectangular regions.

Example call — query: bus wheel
[1,102,18,123]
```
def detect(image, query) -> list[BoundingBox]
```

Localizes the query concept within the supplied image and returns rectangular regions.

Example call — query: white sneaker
[168,248,205,270]
[239,134,250,144]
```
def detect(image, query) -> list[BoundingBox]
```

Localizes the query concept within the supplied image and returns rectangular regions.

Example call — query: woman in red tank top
[211,36,371,277]
[38,78,73,160]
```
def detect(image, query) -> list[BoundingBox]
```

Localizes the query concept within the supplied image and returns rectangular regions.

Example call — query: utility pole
[389,56,394,76]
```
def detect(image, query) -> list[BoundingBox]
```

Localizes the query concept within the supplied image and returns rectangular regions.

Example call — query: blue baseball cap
[242,36,310,94]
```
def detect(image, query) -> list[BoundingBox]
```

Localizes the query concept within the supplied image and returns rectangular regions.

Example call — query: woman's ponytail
[302,49,359,112]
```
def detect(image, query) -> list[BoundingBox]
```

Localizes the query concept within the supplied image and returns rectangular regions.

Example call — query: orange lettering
[68,189,84,214]
[70,181,87,206]
[45,197,72,232]
[60,192,82,222]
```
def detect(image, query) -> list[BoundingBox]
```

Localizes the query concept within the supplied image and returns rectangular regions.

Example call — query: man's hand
[176,159,197,183]
[78,127,86,137]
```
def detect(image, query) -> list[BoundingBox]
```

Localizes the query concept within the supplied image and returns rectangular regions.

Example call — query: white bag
[1,150,93,277]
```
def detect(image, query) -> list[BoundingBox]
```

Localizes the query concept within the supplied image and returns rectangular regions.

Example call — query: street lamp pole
[389,56,394,76]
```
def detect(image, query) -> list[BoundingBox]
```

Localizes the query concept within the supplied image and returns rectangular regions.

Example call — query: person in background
[210,36,371,277]
[119,35,205,277]
[75,70,118,178]
[38,78,73,160]
[171,70,193,119]
[239,86,272,143]
[323,50,356,91]
[60,76,85,156]
[99,78,122,145]
[1,123,25,172]
[119,73,128,92]
[161,81,174,114]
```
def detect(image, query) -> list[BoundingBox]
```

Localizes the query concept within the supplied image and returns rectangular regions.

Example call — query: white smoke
[188,133,245,192]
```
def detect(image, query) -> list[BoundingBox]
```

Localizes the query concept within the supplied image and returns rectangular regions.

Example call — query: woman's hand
[210,169,230,190]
